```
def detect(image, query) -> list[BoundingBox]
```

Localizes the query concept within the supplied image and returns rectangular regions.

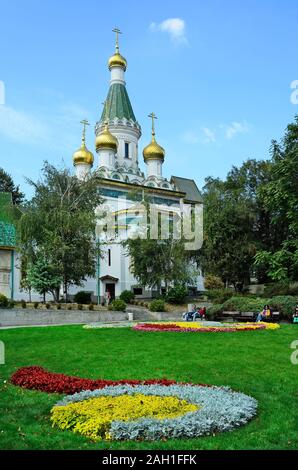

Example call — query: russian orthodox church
[69,30,203,303]
[0,30,203,302]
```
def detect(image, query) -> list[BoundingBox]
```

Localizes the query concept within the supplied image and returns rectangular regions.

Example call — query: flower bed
[10,366,178,394]
[51,384,258,441]
[51,393,198,441]
[132,321,280,333]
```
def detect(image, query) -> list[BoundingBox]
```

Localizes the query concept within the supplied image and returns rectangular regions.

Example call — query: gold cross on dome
[112,27,122,52]
[80,119,90,144]
[148,112,157,134]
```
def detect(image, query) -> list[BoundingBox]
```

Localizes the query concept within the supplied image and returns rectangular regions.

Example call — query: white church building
[0,30,203,302]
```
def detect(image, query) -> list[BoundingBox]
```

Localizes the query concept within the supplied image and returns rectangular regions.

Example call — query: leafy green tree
[18,163,102,300]
[27,258,62,302]
[254,117,298,282]
[199,177,256,290]
[124,237,198,295]
[0,168,24,205]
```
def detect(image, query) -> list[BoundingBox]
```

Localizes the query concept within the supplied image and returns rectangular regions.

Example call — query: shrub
[288,283,298,296]
[268,295,298,319]
[8,300,15,308]
[56,304,61,310]
[109,299,126,312]
[263,281,290,297]
[21,300,27,309]
[119,290,135,304]
[74,291,91,304]
[166,285,188,304]
[204,275,224,290]
[67,305,72,310]
[45,303,50,310]
[221,296,265,313]
[34,302,39,309]
[206,304,223,320]
[149,299,166,312]
[205,289,234,304]
[88,303,94,311]
[77,304,83,311]
[0,294,9,308]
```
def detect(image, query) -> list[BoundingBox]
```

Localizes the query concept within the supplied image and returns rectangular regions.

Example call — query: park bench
[216,311,280,323]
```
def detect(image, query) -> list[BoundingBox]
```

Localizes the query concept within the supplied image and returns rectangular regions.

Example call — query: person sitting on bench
[256,305,272,322]
[292,305,298,323]
[182,305,197,321]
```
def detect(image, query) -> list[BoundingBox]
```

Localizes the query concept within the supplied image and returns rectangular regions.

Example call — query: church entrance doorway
[105,283,115,301]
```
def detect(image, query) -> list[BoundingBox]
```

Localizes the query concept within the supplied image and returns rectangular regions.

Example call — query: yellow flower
[51,394,198,441]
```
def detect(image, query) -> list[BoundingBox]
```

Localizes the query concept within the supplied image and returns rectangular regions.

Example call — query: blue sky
[0,0,298,197]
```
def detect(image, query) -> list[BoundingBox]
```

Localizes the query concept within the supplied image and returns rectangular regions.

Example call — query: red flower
[10,367,211,394]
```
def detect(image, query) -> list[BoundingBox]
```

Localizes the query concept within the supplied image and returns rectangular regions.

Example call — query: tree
[124,237,198,294]
[199,177,256,290]
[254,117,298,282]
[27,258,62,302]
[18,163,102,300]
[0,168,24,205]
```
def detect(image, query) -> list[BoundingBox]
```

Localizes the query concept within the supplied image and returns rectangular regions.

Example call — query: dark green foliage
[149,299,166,312]
[166,285,188,304]
[33,302,39,309]
[267,296,298,319]
[18,163,102,300]
[77,304,83,311]
[119,290,135,304]
[74,291,91,304]
[0,293,9,308]
[109,299,126,311]
[205,289,234,304]
[56,304,61,310]
[88,303,94,311]
[21,300,26,309]
[0,167,24,205]
[45,303,50,310]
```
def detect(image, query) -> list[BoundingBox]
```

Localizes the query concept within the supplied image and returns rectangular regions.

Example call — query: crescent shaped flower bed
[51,384,258,441]
[132,322,280,333]
[10,366,181,394]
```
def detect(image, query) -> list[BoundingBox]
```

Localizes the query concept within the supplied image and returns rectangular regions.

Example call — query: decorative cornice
[98,177,186,199]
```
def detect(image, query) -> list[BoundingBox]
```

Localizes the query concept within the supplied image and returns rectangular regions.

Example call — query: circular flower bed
[132,321,280,333]
[51,384,257,441]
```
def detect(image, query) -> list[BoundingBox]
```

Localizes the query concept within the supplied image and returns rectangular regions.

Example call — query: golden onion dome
[108,52,127,71]
[95,122,118,152]
[73,143,94,166]
[143,133,165,162]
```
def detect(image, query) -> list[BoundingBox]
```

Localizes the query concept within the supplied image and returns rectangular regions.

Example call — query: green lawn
[0,324,297,450]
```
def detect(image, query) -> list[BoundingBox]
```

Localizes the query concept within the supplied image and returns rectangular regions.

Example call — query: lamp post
[96,238,100,305]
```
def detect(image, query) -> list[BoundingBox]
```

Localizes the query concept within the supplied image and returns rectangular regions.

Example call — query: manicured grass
[0,324,297,450]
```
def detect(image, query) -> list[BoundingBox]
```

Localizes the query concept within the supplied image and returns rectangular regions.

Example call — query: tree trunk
[43,292,46,303]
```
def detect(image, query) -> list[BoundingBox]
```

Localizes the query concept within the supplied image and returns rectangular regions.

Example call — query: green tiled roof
[0,192,17,247]
[100,83,137,123]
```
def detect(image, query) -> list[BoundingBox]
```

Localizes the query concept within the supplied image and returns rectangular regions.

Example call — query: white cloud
[202,127,216,143]
[181,130,200,144]
[0,102,93,151]
[0,105,49,144]
[150,18,187,44]
[182,127,216,145]
[225,121,249,140]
